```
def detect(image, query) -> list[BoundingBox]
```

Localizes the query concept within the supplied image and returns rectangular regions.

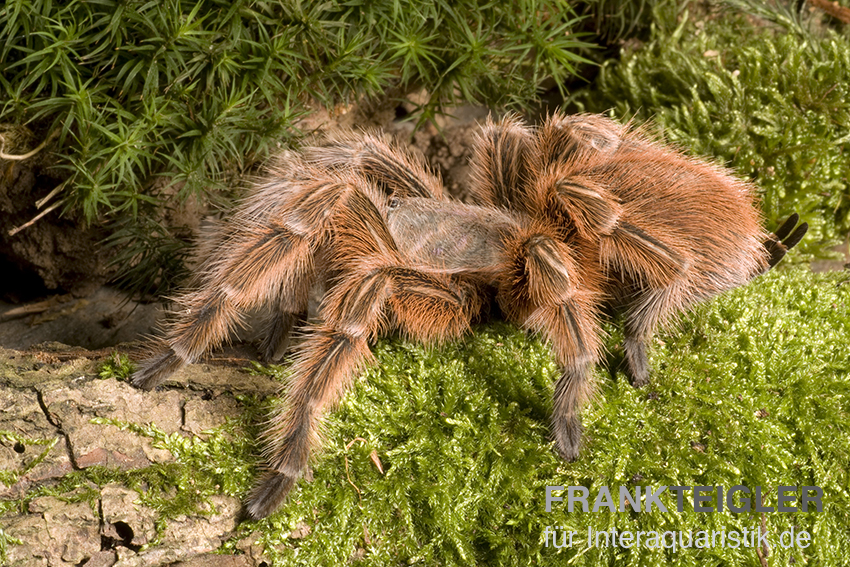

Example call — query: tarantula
[131,113,807,519]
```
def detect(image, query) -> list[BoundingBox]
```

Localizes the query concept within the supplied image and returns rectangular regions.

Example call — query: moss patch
[3,268,847,566]
[230,268,849,566]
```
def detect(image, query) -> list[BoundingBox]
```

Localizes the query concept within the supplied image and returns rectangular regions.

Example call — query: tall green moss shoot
[0,0,593,296]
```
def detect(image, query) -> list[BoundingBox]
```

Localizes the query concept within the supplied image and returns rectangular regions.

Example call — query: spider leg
[598,218,689,288]
[132,222,314,390]
[245,184,473,518]
[132,172,373,390]
[530,295,601,461]
[530,169,688,291]
[529,114,693,289]
[247,322,374,519]
[305,132,444,199]
[500,228,602,461]
[534,112,624,171]
[259,309,307,362]
[620,278,696,387]
[623,318,651,388]
[530,173,622,237]
[468,114,535,210]
[617,209,788,387]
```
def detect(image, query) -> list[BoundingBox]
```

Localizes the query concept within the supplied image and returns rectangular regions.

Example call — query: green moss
[573,6,850,259]
[85,401,263,523]
[0,528,24,565]
[0,0,595,297]
[0,432,58,489]
[227,268,848,566]
[5,269,847,565]
[98,352,135,381]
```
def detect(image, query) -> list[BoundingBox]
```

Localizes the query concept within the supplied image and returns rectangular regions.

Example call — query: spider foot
[552,413,583,462]
[624,334,650,388]
[245,471,299,520]
[131,348,184,391]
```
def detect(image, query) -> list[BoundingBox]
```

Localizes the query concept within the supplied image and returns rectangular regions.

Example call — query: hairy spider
[131,113,807,519]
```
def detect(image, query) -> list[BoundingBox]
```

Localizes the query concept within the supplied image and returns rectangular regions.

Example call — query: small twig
[7,179,68,237]
[809,0,850,24]
[369,449,384,474]
[756,491,770,567]
[344,437,368,506]
[35,182,67,210]
[756,545,769,567]
[7,202,61,237]
[0,128,60,161]
[1,302,52,320]
[205,355,254,366]
[0,295,70,321]
[345,437,368,450]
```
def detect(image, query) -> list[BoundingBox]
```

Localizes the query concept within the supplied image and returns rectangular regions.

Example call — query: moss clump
[573,5,850,259]
[6,269,847,565]
[226,267,848,566]
[0,0,594,296]
[98,352,135,381]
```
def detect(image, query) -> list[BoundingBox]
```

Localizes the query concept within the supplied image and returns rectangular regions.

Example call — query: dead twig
[0,128,60,161]
[7,202,62,237]
[756,491,770,567]
[1,299,58,321]
[7,179,69,237]
[35,183,66,210]
[344,437,368,506]
[809,0,850,24]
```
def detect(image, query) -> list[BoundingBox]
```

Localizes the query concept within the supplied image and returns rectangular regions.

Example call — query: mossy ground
[230,267,850,566]
[5,267,847,566]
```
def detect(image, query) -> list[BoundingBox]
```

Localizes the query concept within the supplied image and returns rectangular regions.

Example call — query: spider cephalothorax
[132,113,807,519]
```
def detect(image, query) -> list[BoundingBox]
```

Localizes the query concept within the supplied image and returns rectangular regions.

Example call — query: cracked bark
[0,345,278,567]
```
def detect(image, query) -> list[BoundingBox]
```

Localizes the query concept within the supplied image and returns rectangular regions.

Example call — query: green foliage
[0,527,24,565]
[102,213,192,300]
[89,413,260,521]
[98,352,136,381]
[233,268,846,566]
[0,432,58,488]
[3,268,848,564]
[577,0,672,41]
[573,6,850,258]
[0,0,594,295]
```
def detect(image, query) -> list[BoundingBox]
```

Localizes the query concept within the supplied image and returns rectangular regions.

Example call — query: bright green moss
[228,267,850,566]
[0,433,59,491]
[98,352,135,381]
[6,268,847,565]
[0,528,23,565]
[0,0,594,297]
